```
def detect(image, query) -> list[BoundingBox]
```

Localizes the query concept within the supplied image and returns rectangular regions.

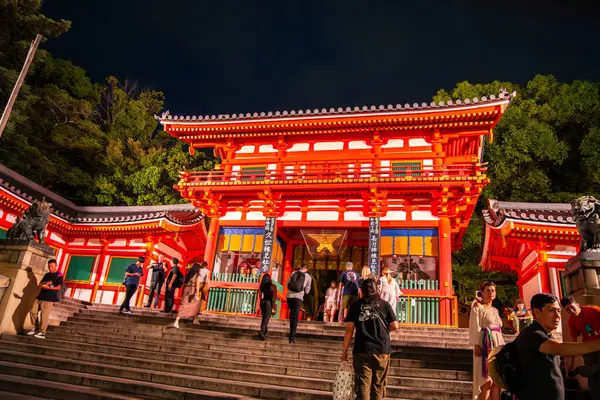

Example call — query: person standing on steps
[119,256,144,314]
[561,296,600,399]
[27,259,63,339]
[324,281,339,323]
[339,262,359,322]
[145,254,166,309]
[377,266,402,314]
[342,278,398,400]
[256,272,278,340]
[469,281,504,400]
[197,261,210,315]
[163,257,184,313]
[168,262,203,329]
[286,262,312,344]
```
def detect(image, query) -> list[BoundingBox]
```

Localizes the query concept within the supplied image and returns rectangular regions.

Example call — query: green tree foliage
[436,76,600,306]
[0,1,215,205]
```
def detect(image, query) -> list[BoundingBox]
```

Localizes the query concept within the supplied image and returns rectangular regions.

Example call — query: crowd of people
[469,281,600,400]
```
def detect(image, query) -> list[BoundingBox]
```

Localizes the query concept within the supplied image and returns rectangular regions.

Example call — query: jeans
[579,351,600,399]
[287,297,303,341]
[147,281,163,307]
[260,299,273,337]
[120,284,137,312]
[353,353,391,400]
[164,285,177,312]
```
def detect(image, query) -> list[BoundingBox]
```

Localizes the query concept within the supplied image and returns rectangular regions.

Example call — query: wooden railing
[207,275,285,316]
[212,273,259,283]
[396,295,457,327]
[181,163,483,184]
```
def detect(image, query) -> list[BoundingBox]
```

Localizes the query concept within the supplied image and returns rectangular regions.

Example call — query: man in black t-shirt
[342,278,398,400]
[516,293,600,400]
[145,254,166,308]
[27,259,63,339]
[163,257,184,313]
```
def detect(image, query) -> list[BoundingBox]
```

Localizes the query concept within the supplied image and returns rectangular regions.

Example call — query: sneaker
[143,305,151,308]
[122,310,133,314]
[26,330,37,336]
[34,332,46,339]
[167,324,179,329]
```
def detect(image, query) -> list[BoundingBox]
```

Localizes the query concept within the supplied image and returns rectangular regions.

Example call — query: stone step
[50,320,473,363]
[0,373,156,399]
[74,310,472,349]
[0,349,468,399]
[71,312,471,344]
[0,335,472,381]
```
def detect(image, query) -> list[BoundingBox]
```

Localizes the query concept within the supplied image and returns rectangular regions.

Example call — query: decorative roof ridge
[0,163,202,224]
[490,199,572,213]
[156,90,517,123]
[485,198,574,227]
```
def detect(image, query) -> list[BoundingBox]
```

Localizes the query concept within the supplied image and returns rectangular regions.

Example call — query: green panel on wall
[0,229,6,239]
[65,255,95,282]
[106,257,137,284]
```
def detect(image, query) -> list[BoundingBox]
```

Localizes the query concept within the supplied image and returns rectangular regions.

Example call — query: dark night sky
[41,0,600,116]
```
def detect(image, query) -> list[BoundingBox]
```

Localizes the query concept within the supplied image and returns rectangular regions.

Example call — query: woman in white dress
[323,281,339,322]
[378,267,402,314]
[469,281,504,400]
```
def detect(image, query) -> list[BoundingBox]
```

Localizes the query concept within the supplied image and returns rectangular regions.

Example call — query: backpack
[488,340,525,394]
[288,271,306,293]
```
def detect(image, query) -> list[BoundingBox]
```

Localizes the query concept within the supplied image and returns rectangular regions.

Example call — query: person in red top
[561,296,600,398]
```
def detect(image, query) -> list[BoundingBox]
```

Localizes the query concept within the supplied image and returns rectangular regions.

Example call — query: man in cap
[119,256,144,314]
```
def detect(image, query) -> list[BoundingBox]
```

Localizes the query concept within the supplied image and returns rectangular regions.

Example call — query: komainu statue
[571,196,600,252]
[6,199,52,244]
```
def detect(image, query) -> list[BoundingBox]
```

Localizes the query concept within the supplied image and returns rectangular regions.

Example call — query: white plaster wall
[522,274,542,308]
[129,239,146,247]
[344,211,369,221]
[279,211,302,221]
[380,211,407,221]
[411,210,438,221]
[220,211,243,221]
[348,141,370,150]
[110,240,127,247]
[74,288,92,302]
[306,211,339,221]
[408,138,430,147]
[237,145,255,154]
[97,255,110,283]
[5,214,16,223]
[288,143,309,152]
[245,212,266,221]
[314,142,344,151]
[49,232,66,244]
[88,239,101,246]
[381,139,404,148]
[70,238,86,246]
[98,290,114,305]
[259,145,277,153]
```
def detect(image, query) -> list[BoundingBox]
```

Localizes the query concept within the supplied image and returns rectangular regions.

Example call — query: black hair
[259,273,272,293]
[300,263,308,269]
[200,261,208,268]
[560,296,577,308]
[185,262,201,284]
[48,259,57,265]
[360,278,383,308]
[530,293,559,311]
[480,281,496,292]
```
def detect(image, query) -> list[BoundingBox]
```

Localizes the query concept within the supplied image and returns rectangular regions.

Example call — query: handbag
[332,361,355,400]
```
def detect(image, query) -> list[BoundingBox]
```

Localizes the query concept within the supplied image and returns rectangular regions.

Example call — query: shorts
[342,295,359,309]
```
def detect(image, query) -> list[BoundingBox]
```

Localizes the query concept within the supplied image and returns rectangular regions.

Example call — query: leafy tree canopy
[0,0,215,205]
[436,76,600,307]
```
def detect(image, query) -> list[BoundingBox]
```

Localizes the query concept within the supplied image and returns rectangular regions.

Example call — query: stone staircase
[0,300,477,399]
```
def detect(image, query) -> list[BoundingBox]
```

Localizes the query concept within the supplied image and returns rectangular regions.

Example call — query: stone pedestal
[563,252,600,306]
[0,240,55,334]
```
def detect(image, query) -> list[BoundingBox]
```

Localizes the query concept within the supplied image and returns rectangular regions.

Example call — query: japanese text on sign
[259,217,277,274]
[368,217,380,276]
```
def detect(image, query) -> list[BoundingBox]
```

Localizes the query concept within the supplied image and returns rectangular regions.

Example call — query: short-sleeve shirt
[198,268,209,283]
[347,298,396,354]
[150,262,166,283]
[167,265,185,288]
[340,270,360,296]
[568,306,600,342]
[37,272,64,302]
[124,264,143,286]
[515,320,564,400]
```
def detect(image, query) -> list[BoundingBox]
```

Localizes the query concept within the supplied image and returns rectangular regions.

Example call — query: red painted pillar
[204,218,220,268]
[538,251,551,293]
[438,217,453,325]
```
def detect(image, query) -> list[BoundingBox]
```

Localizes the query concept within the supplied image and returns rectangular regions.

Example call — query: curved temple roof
[0,163,203,226]
[156,91,517,123]
[483,199,574,227]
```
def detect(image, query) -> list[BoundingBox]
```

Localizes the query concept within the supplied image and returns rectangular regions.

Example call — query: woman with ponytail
[256,272,278,340]
[378,267,402,314]
[342,278,399,399]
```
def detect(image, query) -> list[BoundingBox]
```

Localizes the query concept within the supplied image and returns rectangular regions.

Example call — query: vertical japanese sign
[368,217,381,276]
[259,217,277,274]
